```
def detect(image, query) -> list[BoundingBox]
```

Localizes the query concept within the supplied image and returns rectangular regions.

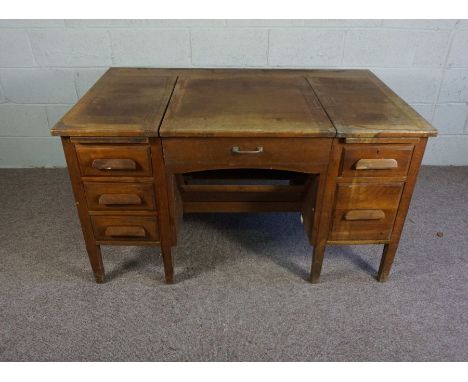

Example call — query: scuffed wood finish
[330,181,404,242]
[307,70,437,138]
[76,145,152,177]
[51,70,177,137]
[61,137,105,283]
[377,138,429,282]
[344,210,386,221]
[84,182,156,211]
[91,215,159,242]
[355,158,398,170]
[52,68,437,284]
[160,75,336,138]
[333,182,404,210]
[104,226,147,238]
[51,68,437,139]
[181,184,304,203]
[308,135,431,282]
[162,137,332,173]
[149,138,175,283]
[98,194,142,206]
[58,136,173,283]
[310,139,342,283]
[92,158,137,171]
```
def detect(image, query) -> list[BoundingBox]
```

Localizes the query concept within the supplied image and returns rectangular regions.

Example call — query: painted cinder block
[423,135,468,165]
[0,19,466,167]
[410,104,434,123]
[0,105,49,136]
[372,68,443,104]
[269,29,344,67]
[382,20,457,29]
[432,104,468,135]
[439,69,468,102]
[65,19,226,28]
[0,84,5,103]
[0,30,35,67]
[226,20,305,27]
[447,31,468,67]
[191,29,268,67]
[456,20,468,29]
[29,29,112,67]
[17,137,66,167]
[110,29,191,66]
[0,138,21,167]
[74,69,107,98]
[46,105,74,129]
[0,19,65,28]
[0,69,77,104]
[303,19,382,27]
[0,137,65,167]
[343,29,450,67]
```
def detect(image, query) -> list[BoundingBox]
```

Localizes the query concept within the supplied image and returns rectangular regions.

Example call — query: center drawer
[84,182,156,211]
[163,138,332,173]
[330,182,404,241]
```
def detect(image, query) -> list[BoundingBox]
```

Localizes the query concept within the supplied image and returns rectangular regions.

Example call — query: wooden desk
[51,68,437,284]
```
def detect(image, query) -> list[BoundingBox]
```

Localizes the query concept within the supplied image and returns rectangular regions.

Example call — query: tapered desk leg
[161,244,174,284]
[85,243,105,283]
[377,242,398,282]
[377,138,428,283]
[311,242,326,283]
[309,139,341,284]
[62,137,106,284]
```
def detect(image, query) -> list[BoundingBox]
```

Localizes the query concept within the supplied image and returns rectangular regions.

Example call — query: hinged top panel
[50,68,437,139]
[51,69,177,137]
[307,70,437,138]
[159,74,336,137]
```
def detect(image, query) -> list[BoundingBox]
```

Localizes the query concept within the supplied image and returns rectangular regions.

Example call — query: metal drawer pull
[98,194,142,205]
[92,158,137,171]
[345,210,386,221]
[104,226,146,238]
[231,146,264,155]
[355,158,398,170]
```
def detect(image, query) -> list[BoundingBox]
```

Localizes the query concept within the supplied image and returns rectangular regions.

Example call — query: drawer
[84,182,156,211]
[330,182,404,241]
[91,216,159,242]
[163,138,332,173]
[340,144,414,178]
[75,144,152,177]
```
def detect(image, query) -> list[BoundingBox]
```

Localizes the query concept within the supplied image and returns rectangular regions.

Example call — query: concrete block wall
[0,19,467,167]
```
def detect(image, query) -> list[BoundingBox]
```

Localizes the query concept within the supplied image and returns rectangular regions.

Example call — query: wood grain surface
[51,68,437,284]
[51,68,437,139]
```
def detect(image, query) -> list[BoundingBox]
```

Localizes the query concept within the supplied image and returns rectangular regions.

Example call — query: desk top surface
[51,68,437,138]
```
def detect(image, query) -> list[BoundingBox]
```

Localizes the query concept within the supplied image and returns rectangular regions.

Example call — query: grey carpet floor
[0,166,467,361]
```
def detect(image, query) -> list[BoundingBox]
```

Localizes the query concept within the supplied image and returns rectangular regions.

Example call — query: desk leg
[377,138,427,282]
[151,139,176,284]
[309,138,341,284]
[62,137,106,284]
[311,242,326,283]
[377,243,398,282]
[161,244,174,284]
[85,243,105,283]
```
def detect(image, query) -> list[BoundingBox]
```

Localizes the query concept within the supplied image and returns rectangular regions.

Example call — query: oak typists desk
[51,68,437,284]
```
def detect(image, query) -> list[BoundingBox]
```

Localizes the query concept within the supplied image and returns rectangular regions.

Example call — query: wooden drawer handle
[345,210,386,221]
[104,226,146,238]
[98,194,142,205]
[231,146,263,155]
[355,159,398,170]
[92,158,137,171]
